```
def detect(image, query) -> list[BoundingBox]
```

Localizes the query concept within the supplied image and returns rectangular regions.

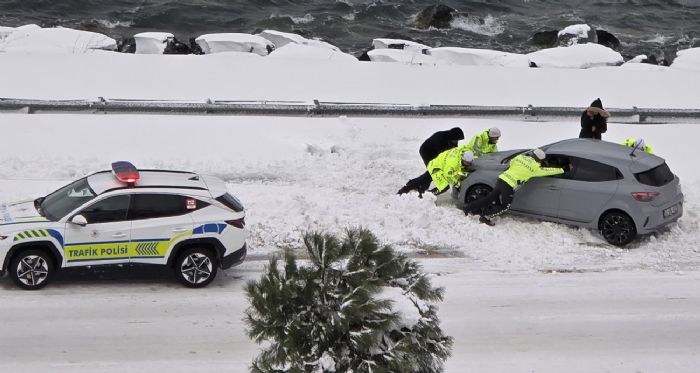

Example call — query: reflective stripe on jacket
[499,154,564,189]
[427,145,471,192]
[620,138,654,154]
[466,130,498,157]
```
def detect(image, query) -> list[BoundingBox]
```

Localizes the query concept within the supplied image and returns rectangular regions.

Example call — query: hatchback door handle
[172,227,188,232]
[112,232,127,238]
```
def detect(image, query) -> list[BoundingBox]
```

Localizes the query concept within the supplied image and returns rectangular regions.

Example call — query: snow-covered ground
[1,41,700,372]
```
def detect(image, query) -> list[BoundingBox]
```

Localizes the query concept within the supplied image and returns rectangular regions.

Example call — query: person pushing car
[463,148,565,225]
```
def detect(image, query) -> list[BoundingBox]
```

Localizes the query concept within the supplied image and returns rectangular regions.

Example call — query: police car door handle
[112,232,127,238]
[172,227,188,232]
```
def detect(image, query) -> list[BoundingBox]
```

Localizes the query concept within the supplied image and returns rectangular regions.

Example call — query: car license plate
[663,204,679,218]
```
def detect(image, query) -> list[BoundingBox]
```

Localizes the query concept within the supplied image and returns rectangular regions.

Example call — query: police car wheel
[9,249,54,290]
[175,248,218,288]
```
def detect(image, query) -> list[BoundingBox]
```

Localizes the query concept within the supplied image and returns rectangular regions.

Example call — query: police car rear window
[216,193,244,212]
[635,163,674,187]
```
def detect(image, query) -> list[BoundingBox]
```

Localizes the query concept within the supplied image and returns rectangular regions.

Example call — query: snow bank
[267,43,357,63]
[133,32,173,54]
[426,47,530,67]
[0,25,116,53]
[367,48,438,65]
[195,33,274,55]
[528,43,623,68]
[258,30,339,51]
[671,47,700,71]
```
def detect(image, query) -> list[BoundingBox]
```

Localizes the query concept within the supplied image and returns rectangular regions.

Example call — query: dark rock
[117,37,136,53]
[641,54,658,65]
[531,30,558,48]
[163,37,191,54]
[596,30,620,50]
[414,4,457,29]
[189,37,204,55]
[357,50,372,61]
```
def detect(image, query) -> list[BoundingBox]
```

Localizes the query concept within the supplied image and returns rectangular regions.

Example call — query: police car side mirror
[70,215,88,227]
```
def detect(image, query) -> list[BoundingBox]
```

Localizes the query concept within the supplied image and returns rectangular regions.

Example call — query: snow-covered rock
[671,47,700,71]
[367,49,438,66]
[427,47,530,67]
[133,32,174,54]
[257,30,339,51]
[527,43,623,68]
[195,33,274,56]
[557,24,596,46]
[372,38,430,52]
[0,25,116,53]
[0,26,14,41]
[266,43,357,63]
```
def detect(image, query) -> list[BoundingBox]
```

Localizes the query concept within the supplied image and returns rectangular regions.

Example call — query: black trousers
[465,179,514,217]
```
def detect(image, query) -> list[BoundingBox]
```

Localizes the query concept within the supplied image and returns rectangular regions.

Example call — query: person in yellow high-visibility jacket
[465,127,501,156]
[620,138,654,154]
[398,146,475,197]
[464,148,564,225]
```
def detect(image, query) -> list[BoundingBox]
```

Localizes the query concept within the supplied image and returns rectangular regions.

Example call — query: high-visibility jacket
[620,138,654,154]
[466,130,498,157]
[499,154,564,189]
[427,145,473,192]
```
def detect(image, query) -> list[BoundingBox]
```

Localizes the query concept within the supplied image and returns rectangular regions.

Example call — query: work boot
[479,216,495,226]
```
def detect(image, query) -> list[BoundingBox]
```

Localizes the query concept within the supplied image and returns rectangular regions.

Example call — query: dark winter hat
[590,98,603,109]
[449,127,465,140]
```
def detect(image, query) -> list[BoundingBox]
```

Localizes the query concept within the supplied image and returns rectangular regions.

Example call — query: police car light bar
[112,161,140,185]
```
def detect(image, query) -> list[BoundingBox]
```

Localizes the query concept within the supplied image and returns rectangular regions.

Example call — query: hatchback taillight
[631,192,659,202]
[226,218,245,229]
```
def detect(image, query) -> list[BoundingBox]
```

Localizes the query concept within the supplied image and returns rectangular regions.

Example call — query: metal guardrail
[2,97,700,123]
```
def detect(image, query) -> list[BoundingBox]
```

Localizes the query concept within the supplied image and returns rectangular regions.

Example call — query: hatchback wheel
[465,184,501,215]
[10,249,54,290]
[599,211,637,246]
[174,248,218,288]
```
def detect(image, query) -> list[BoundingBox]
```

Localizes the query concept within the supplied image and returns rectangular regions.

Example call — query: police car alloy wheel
[10,249,54,290]
[175,248,218,288]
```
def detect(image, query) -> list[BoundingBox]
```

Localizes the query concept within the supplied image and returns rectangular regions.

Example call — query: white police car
[0,162,247,290]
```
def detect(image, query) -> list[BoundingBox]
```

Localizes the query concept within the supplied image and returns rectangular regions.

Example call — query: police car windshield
[41,178,97,221]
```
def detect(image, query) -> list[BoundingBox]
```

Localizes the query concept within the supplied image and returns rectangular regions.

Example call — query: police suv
[0,162,247,290]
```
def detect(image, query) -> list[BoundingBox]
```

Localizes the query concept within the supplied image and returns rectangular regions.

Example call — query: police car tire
[9,249,54,290]
[174,247,218,288]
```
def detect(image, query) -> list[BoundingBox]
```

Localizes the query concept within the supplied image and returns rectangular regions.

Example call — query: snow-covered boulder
[0,26,14,41]
[670,47,700,71]
[557,24,596,46]
[0,25,116,53]
[372,38,430,52]
[266,43,357,63]
[427,47,530,67]
[367,49,438,66]
[257,30,339,51]
[527,43,623,68]
[133,32,173,54]
[195,33,274,56]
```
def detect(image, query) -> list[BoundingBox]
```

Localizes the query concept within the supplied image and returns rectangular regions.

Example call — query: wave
[449,14,504,37]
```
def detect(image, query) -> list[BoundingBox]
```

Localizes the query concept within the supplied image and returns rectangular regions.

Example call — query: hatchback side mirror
[70,215,88,227]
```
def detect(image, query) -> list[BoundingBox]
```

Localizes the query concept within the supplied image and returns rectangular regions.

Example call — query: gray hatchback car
[453,138,683,246]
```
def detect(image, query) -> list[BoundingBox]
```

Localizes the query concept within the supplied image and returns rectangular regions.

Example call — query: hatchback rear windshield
[634,163,674,187]
[216,193,244,212]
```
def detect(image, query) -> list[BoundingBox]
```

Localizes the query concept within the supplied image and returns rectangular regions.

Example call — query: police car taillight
[112,161,140,186]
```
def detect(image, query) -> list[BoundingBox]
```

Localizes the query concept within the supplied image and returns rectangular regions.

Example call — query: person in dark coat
[579,98,610,140]
[397,127,464,196]
[418,127,465,165]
